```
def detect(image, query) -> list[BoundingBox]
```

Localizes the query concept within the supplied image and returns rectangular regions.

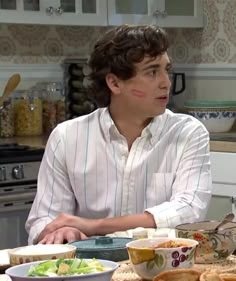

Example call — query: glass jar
[0,98,15,137]
[42,82,65,135]
[14,90,43,136]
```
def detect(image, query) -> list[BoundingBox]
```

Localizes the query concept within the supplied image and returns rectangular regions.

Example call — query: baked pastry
[219,273,236,281]
[200,271,224,281]
[153,268,201,281]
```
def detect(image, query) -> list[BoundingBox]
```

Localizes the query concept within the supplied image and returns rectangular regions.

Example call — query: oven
[0,143,44,250]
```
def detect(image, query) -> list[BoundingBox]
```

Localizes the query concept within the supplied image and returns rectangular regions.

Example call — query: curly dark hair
[88,24,170,107]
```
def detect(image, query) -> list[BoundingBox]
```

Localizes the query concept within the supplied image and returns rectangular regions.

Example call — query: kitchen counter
[210,132,236,153]
[0,135,236,153]
[0,135,48,148]
[210,140,236,153]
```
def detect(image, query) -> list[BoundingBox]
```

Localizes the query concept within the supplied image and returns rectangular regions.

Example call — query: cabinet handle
[162,10,168,18]
[153,10,161,17]
[55,7,64,15]
[46,6,54,15]
[153,10,168,18]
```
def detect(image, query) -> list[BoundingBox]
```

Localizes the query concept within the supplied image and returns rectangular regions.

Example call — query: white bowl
[8,244,77,266]
[6,258,118,281]
[184,100,236,133]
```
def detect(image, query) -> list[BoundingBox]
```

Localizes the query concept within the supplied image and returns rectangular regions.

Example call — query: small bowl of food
[8,244,77,266]
[175,221,236,263]
[184,100,236,133]
[6,258,118,281]
[126,237,198,280]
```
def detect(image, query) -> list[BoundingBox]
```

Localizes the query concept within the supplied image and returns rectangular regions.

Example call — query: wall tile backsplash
[0,0,236,64]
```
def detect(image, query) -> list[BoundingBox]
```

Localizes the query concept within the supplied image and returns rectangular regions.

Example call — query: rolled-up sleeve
[146,124,212,228]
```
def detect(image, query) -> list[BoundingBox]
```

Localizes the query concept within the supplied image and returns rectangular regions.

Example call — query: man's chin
[153,107,166,116]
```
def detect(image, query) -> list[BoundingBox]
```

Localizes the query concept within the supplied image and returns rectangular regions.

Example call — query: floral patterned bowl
[175,221,236,264]
[8,244,76,266]
[126,237,198,280]
[184,100,236,133]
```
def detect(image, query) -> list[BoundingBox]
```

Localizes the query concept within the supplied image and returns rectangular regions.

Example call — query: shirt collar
[100,107,169,144]
[100,108,117,141]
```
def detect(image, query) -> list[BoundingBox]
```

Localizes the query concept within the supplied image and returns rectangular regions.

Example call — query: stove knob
[0,166,6,181]
[12,165,24,180]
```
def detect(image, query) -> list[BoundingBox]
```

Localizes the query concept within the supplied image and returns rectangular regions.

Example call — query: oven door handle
[0,191,36,203]
[0,191,36,212]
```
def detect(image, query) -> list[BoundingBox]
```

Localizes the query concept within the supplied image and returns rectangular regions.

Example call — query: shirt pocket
[146,173,174,206]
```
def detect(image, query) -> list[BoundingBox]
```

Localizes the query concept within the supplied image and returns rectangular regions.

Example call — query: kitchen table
[112,256,236,281]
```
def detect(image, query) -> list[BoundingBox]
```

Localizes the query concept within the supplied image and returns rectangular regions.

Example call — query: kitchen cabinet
[0,0,203,27]
[108,0,203,28]
[0,0,107,26]
[205,152,236,221]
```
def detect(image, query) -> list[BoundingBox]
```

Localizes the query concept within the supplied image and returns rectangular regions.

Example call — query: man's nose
[160,72,172,89]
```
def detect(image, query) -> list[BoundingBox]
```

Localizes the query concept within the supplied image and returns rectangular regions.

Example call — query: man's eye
[148,70,156,76]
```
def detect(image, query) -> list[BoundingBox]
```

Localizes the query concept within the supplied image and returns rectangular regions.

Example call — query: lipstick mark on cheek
[131,88,146,98]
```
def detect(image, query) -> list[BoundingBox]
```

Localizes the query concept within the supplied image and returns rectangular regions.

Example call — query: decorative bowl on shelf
[184,100,236,133]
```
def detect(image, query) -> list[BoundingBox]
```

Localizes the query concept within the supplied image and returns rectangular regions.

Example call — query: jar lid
[70,236,132,252]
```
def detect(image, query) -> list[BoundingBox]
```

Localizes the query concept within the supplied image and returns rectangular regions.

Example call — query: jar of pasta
[0,98,15,137]
[14,90,43,136]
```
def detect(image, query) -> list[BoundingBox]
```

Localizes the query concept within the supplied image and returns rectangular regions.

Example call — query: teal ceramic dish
[70,236,132,262]
[184,100,236,110]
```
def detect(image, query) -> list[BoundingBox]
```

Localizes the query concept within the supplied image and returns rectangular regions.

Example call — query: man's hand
[38,213,96,242]
[38,226,88,244]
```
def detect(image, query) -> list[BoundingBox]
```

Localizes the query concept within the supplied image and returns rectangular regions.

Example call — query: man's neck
[108,106,152,150]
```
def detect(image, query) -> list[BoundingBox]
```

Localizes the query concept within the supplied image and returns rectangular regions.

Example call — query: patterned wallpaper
[0,0,235,64]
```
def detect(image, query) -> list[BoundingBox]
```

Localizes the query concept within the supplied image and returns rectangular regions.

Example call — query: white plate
[106,228,176,239]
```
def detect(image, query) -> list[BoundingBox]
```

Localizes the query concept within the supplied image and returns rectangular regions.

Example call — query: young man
[26,24,212,244]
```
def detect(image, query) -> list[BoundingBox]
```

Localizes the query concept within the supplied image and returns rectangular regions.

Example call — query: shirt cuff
[28,218,52,245]
[145,203,183,228]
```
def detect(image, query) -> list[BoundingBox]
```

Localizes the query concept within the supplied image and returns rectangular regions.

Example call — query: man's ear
[105,73,121,95]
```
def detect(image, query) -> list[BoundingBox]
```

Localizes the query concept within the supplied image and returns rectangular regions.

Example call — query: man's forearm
[93,212,156,236]
[36,212,156,241]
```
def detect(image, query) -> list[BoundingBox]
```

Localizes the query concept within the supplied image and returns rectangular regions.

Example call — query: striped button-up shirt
[26,108,212,244]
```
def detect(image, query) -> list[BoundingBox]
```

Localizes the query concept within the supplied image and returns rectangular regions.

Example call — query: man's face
[116,52,172,118]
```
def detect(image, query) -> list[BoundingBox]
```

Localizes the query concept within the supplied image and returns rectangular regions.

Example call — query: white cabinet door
[208,152,236,220]
[108,0,158,25]
[0,0,107,26]
[155,0,203,28]
[108,0,203,28]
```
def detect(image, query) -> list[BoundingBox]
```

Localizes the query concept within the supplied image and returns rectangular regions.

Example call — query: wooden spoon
[0,73,21,107]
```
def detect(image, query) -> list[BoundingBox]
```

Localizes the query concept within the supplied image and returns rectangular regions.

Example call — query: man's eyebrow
[142,62,172,71]
[142,63,160,71]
